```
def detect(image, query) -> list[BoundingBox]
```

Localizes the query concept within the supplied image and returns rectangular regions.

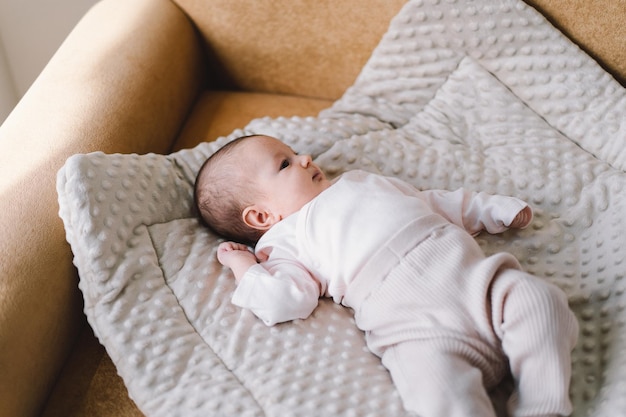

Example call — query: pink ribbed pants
[354,226,579,417]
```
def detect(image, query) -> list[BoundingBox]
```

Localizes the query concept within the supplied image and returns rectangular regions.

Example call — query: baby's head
[194,135,330,245]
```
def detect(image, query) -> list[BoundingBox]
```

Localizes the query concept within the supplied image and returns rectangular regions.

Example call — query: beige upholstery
[0,0,623,415]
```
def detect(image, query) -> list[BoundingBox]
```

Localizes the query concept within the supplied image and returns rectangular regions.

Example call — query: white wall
[0,36,18,122]
[0,0,99,124]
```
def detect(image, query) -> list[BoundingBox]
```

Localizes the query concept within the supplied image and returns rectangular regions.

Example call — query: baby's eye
[280,159,290,170]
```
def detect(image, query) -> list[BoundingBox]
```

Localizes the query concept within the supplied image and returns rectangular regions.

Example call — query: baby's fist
[217,241,255,266]
[510,206,533,229]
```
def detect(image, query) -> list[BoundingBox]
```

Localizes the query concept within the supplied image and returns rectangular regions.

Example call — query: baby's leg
[492,270,579,417]
[381,341,498,417]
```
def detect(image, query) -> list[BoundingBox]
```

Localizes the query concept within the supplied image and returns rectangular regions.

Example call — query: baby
[194,134,578,417]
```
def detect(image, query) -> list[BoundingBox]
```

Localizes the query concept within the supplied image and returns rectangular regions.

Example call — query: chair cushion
[171,91,333,151]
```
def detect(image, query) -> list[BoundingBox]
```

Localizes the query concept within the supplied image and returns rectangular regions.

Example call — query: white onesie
[232,170,578,417]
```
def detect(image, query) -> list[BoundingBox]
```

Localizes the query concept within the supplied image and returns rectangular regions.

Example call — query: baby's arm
[382,174,532,233]
[419,188,532,235]
[217,241,320,326]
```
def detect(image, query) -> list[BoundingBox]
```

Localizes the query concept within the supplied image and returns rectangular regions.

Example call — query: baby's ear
[242,205,279,230]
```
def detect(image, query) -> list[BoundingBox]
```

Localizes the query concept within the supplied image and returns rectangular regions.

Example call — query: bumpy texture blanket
[57,0,626,416]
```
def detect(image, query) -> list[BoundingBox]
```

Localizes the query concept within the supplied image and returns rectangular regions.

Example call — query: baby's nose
[299,154,312,166]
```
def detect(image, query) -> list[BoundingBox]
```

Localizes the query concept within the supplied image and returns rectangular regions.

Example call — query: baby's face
[241,136,331,220]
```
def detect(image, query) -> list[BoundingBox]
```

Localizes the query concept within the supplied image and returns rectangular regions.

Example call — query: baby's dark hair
[194,135,264,245]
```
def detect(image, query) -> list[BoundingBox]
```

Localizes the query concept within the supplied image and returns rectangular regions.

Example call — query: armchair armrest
[0,0,205,415]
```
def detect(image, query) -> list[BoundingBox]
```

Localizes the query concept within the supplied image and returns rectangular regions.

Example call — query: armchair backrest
[172,0,406,100]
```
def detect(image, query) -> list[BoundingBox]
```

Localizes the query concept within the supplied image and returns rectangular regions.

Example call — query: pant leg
[491,271,579,417]
[381,340,499,417]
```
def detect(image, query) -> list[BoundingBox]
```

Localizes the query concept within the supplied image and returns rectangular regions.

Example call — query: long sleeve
[231,262,321,326]
[417,188,530,235]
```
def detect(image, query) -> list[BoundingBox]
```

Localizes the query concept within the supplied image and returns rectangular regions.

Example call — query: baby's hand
[217,241,256,266]
[217,241,258,283]
[509,206,533,229]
